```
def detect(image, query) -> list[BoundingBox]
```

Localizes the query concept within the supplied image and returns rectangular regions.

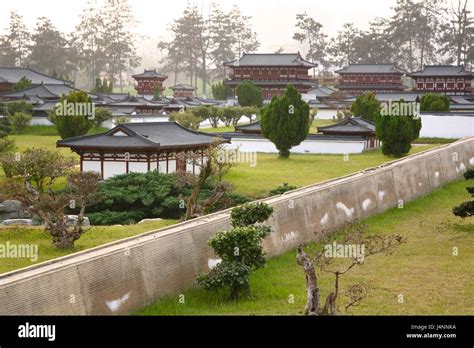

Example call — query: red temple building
[335,64,405,95]
[132,69,167,95]
[223,53,318,99]
[408,65,473,95]
[170,84,196,98]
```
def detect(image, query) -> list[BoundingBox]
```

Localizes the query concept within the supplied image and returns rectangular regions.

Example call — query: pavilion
[57,122,229,179]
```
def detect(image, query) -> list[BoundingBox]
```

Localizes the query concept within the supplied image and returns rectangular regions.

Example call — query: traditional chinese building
[223,53,318,99]
[408,65,473,95]
[57,122,229,179]
[317,117,380,149]
[132,69,167,95]
[170,84,196,98]
[335,64,405,95]
[0,66,72,93]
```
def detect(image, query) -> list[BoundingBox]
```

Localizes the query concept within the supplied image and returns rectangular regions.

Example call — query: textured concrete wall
[1,138,473,315]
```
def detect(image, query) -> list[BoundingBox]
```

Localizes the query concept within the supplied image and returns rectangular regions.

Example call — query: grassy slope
[4,128,437,198]
[225,145,437,199]
[0,219,178,275]
[137,179,473,316]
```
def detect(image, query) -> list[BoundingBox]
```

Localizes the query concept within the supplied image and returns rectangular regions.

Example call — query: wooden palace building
[224,53,318,99]
[408,65,473,95]
[132,69,168,95]
[57,122,228,179]
[335,64,405,95]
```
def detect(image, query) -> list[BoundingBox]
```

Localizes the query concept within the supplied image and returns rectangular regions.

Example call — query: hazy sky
[0,0,398,66]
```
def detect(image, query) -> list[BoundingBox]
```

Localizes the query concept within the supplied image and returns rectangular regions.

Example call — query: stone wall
[0,137,473,315]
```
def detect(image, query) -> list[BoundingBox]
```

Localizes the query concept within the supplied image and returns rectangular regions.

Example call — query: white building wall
[82,160,101,173]
[128,162,148,173]
[30,117,53,126]
[419,114,474,139]
[224,137,365,154]
[314,109,339,120]
[103,161,126,179]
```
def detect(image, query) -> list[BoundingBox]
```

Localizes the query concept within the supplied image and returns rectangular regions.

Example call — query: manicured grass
[413,137,457,144]
[0,219,178,275]
[201,119,337,135]
[225,145,438,199]
[9,134,77,158]
[17,125,108,136]
[136,179,474,315]
[2,133,438,198]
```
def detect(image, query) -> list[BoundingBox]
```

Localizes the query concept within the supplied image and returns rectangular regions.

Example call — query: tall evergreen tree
[0,11,30,66]
[28,17,72,77]
[293,12,327,72]
[102,0,140,92]
[260,85,310,158]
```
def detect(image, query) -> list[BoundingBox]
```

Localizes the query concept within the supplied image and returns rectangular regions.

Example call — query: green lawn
[3,133,437,198]
[0,219,178,275]
[137,179,474,315]
[224,145,438,199]
[201,119,336,134]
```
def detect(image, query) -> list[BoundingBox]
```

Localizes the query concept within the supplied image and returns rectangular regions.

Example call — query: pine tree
[260,85,310,158]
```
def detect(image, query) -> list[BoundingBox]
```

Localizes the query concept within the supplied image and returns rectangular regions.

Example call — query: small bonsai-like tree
[297,223,405,315]
[420,93,450,112]
[453,169,474,218]
[236,81,263,108]
[0,148,101,249]
[197,202,274,299]
[50,90,94,139]
[350,92,381,122]
[169,110,202,130]
[260,84,310,158]
[92,107,112,129]
[12,76,32,92]
[7,112,31,134]
[376,99,422,157]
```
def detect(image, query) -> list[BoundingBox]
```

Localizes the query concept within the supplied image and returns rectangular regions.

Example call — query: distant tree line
[0,0,140,91]
[293,0,473,72]
[158,4,260,96]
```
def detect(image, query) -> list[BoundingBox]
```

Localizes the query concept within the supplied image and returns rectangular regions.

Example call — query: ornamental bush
[420,93,450,112]
[453,169,474,219]
[350,92,381,122]
[260,84,310,158]
[86,171,182,224]
[85,171,248,225]
[376,99,422,157]
[269,183,298,196]
[197,202,273,299]
[51,91,94,139]
[237,81,263,107]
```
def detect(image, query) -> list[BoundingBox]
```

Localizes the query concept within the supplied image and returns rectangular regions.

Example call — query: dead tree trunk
[296,245,320,315]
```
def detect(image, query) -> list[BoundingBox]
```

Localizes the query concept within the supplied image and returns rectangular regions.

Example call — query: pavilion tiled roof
[0,67,72,85]
[408,65,473,77]
[224,53,317,68]
[317,117,376,135]
[57,122,228,151]
[224,79,318,87]
[170,84,196,91]
[132,69,167,79]
[235,121,262,133]
[336,64,405,74]
[0,83,77,99]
